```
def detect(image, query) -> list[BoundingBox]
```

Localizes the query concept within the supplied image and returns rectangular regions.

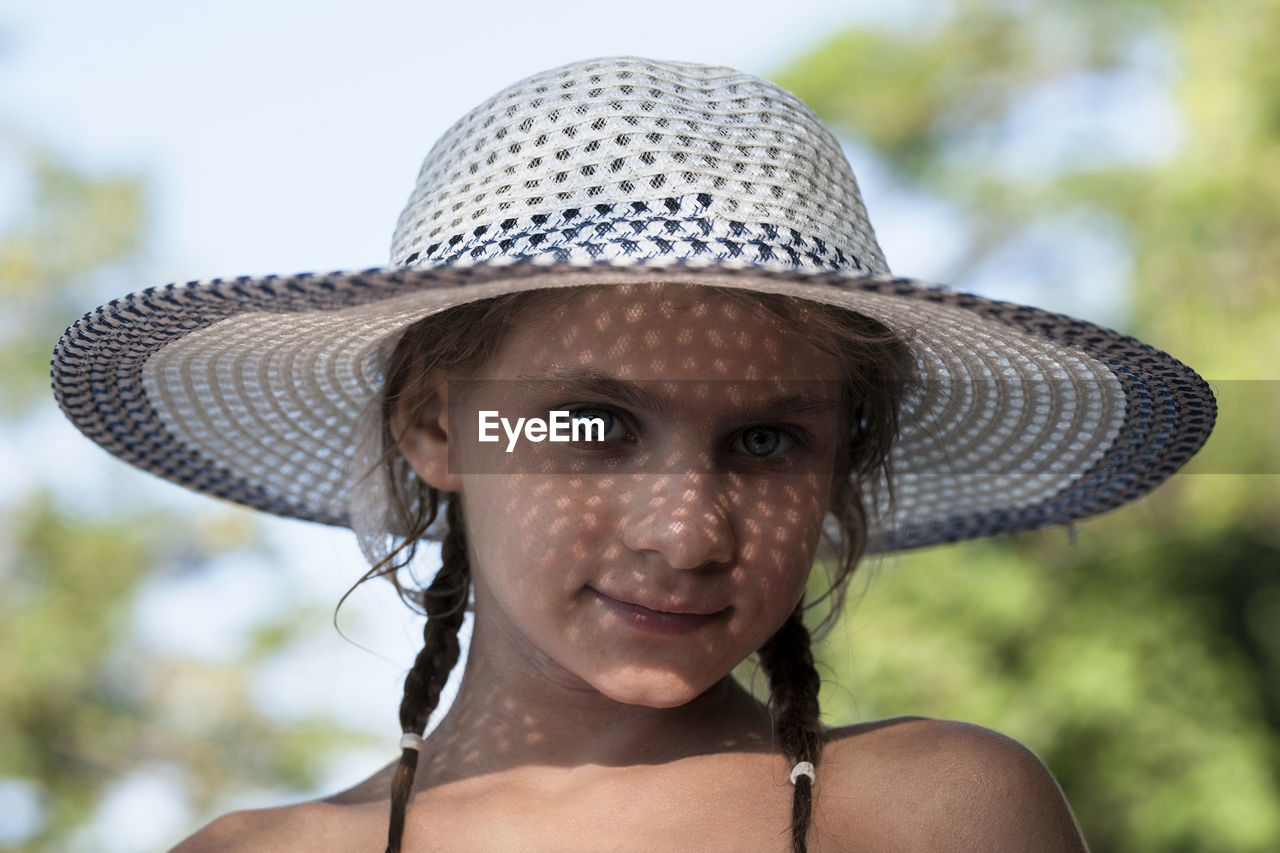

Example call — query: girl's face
[400,285,847,708]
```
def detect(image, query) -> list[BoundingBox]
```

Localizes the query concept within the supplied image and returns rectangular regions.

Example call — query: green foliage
[780,2,1280,850]
[0,135,369,849]
[0,138,147,414]
[0,493,155,837]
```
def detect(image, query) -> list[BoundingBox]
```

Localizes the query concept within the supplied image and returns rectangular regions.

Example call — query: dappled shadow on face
[387,284,861,792]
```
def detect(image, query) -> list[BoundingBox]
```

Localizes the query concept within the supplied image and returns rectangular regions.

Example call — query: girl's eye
[567,407,628,442]
[732,426,791,457]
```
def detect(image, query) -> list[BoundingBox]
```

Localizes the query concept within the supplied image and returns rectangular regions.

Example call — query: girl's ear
[390,374,462,493]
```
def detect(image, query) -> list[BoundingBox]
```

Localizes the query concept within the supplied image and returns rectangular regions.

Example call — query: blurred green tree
[0,137,365,851]
[779,2,1280,851]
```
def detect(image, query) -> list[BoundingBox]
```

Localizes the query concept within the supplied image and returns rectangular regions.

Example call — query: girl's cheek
[737,477,829,540]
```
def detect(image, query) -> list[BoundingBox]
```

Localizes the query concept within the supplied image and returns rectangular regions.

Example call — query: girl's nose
[619,473,736,570]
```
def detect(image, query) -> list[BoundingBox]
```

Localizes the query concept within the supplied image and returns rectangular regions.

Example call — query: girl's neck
[414,630,773,787]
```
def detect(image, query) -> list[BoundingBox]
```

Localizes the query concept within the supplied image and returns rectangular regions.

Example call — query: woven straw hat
[52,56,1215,552]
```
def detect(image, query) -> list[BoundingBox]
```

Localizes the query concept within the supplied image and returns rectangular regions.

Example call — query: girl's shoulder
[170,763,394,852]
[819,716,1088,851]
[169,796,384,853]
[170,716,1087,852]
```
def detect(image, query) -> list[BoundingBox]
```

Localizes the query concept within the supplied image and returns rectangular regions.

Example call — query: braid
[386,498,471,853]
[758,606,823,853]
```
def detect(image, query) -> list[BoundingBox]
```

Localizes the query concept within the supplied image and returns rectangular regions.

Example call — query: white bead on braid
[789,761,815,786]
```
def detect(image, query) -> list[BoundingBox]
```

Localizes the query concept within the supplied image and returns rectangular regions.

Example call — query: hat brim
[51,258,1216,552]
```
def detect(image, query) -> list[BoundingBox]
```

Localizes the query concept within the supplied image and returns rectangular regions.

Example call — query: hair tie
[399,732,424,752]
[789,761,815,786]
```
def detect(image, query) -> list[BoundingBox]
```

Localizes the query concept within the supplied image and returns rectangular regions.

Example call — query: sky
[1,0,903,279]
[0,0,1186,848]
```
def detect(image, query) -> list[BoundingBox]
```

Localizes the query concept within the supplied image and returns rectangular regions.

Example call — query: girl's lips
[590,588,730,636]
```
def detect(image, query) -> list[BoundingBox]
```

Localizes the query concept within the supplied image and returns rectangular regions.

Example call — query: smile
[590,588,731,636]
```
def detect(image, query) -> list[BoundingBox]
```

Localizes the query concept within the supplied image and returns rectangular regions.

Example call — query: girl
[53,57,1214,851]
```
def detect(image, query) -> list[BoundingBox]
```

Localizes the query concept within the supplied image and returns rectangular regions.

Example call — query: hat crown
[390,57,890,274]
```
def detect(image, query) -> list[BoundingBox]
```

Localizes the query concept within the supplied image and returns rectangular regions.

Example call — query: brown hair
[366,286,915,853]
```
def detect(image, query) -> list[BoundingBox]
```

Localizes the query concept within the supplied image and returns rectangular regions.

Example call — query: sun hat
[51,56,1215,553]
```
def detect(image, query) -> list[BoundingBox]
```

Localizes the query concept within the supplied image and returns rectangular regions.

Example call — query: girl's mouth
[589,588,730,636]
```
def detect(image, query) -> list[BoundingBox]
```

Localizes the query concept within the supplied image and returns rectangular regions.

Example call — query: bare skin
[172,286,1089,852]
[174,712,1088,851]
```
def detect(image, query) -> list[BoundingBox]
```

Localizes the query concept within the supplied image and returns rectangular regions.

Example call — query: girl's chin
[590,667,723,710]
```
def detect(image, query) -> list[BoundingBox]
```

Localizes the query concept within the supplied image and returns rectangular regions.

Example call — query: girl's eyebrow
[515,368,840,420]
[517,369,668,413]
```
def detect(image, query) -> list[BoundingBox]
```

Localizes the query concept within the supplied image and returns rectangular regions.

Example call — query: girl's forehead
[485,284,843,382]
